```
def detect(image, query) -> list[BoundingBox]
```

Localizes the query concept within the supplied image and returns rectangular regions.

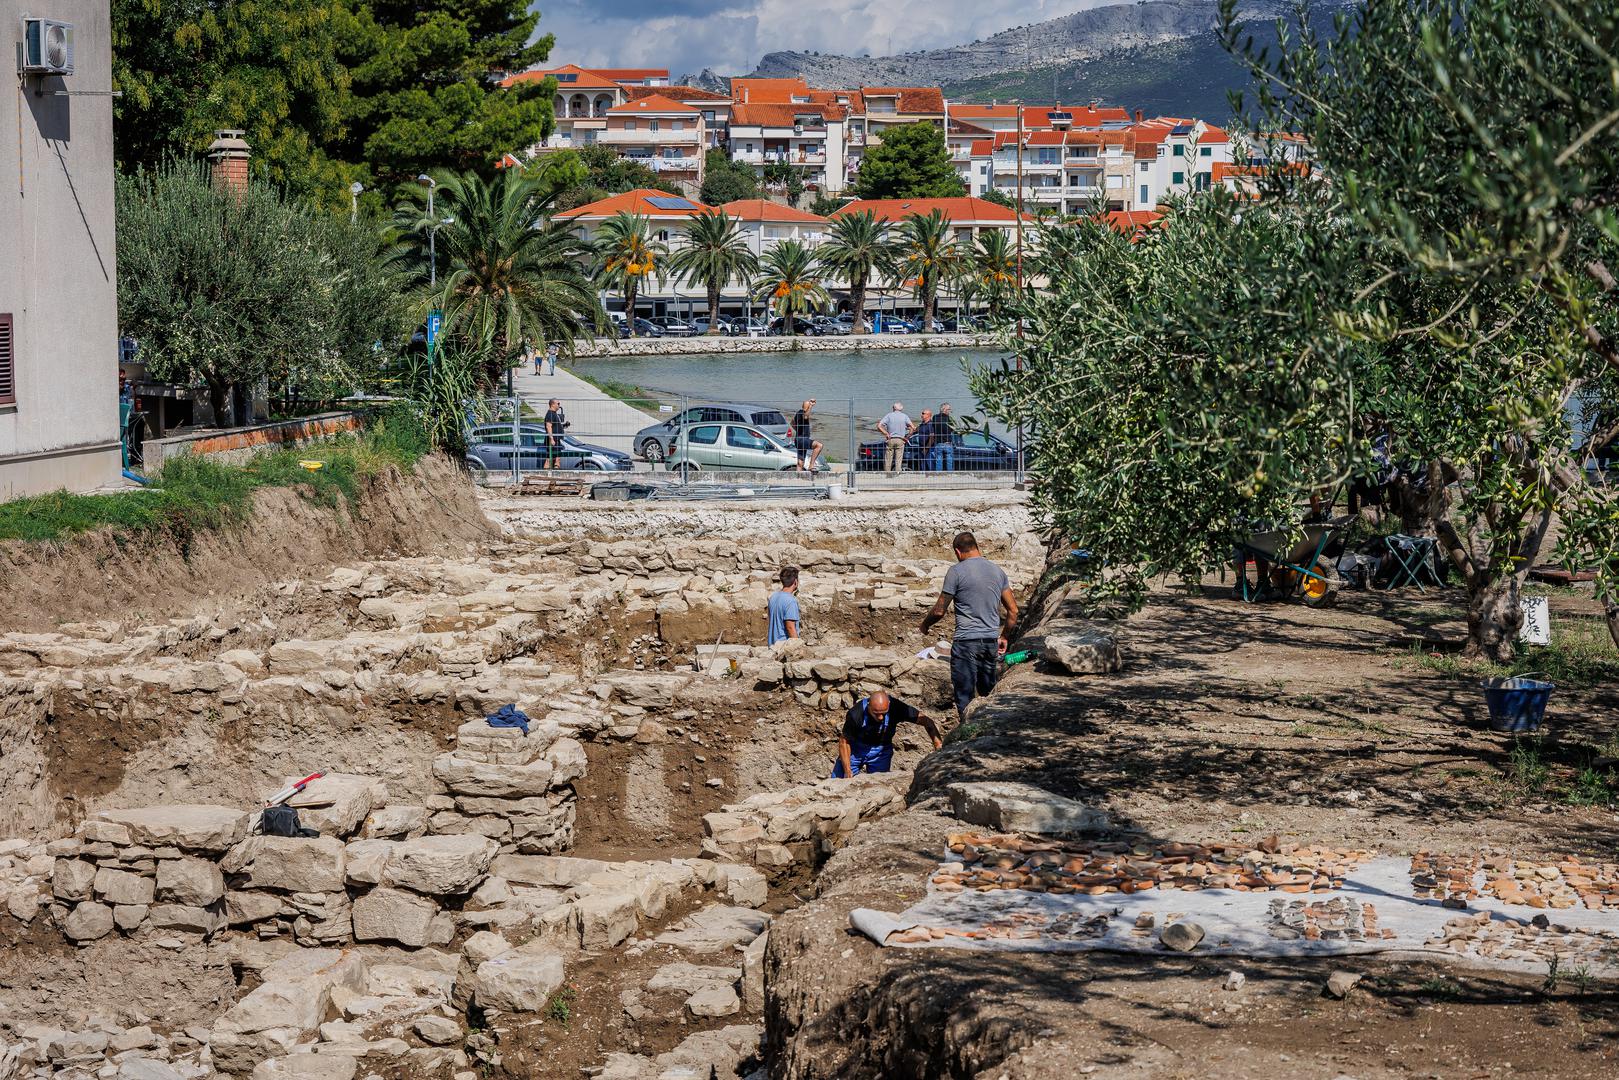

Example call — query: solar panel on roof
[646,196,698,210]
[1172,123,1194,135]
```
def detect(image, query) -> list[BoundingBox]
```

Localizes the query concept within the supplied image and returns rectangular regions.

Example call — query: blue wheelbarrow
[1234,519,1345,608]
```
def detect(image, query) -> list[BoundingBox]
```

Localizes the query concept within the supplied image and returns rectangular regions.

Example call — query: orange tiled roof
[607,94,700,115]
[832,197,1029,224]
[861,86,946,114]
[721,199,831,224]
[555,189,707,220]
[1104,209,1164,232]
[730,102,847,126]
[731,77,810,103]
[627,84,732,103]
[500,64,623,90]
[807,89,865,114]
[588,67,669,81]
[949,104,1131,128]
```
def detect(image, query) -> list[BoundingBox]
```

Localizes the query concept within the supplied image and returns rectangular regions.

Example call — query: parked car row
[463,423,633,475]
[854,429,1021,472]
[597,313,990,338]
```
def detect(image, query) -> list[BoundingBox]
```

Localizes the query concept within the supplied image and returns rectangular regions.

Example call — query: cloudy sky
[532,0,1114,80]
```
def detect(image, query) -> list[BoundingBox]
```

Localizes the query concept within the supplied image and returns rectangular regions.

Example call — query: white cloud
[533,0,1116,80]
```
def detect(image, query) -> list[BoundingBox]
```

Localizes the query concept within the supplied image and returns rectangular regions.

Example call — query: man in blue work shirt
[832,690,943,777]
[767,565,801,645]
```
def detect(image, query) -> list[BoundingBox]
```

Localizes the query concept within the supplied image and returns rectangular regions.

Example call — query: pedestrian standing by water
[831,691,942,777]
[876,402,914,474]
[920,531,1018,723]
[914,409,935,470]
[543,398,567,470]
[546,342,560,376]
[929,403,957,473]
[532,344,543,376]
[767,565,801,645]
[790,399,823,473]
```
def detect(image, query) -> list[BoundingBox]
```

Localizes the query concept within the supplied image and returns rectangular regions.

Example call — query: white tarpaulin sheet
[852,856,1619,976]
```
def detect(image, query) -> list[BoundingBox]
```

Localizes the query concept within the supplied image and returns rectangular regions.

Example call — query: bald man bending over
[832,691,943,778]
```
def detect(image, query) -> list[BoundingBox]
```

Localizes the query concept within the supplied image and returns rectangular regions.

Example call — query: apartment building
[1131,119,1234,208]
[500,65,634,151]
[727,102,850,192]
[601,95,708,194]
[626,85,733,150]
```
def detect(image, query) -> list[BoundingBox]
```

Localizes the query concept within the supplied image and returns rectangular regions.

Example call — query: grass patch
[1400,615,1619,690]
[0,408,428,544]
[1495,737,1619,807]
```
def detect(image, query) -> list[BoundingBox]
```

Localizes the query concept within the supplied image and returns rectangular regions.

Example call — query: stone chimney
[1134,108,1144,124]
[207,130,251,195]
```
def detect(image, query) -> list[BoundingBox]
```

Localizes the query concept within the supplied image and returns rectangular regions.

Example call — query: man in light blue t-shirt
[767,565,801,645]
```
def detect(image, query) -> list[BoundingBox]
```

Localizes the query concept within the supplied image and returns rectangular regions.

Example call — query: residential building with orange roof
[601,95,708,194]
[627,85,734,150]
[500,65,635,155]
[721,199,831,257]
[1131,118,1235,209]
[728,100,851,193]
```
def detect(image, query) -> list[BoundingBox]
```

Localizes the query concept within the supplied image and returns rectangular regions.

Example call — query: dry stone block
[1032,625,1123,675]
[686,984,741,1018]
[63,901,114,941]
[148,903,219,934]
[113,904,149,932]
[362,805,428,840]
[945,782,1111,837]
[492,854,608,888]
[716,865,767,909]
[156,856,225,906]
[284,774,388,838]
[352,887,438,947]
[96,805,248,853]
[76,820,132,845]
[230,835,348,893]
[94,866,156,906]
[432,755,555,798]
[543,738,588,784]
[473,944,566,1012]
[577,890,639,949]
[382,834,498,895]
[52,858,96,902]
[225,890,283,926]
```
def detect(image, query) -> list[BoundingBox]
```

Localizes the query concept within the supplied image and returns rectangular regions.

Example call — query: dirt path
[767,588,1619,1080]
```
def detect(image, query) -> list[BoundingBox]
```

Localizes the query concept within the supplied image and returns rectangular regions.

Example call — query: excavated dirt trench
[0,483,1039,1079]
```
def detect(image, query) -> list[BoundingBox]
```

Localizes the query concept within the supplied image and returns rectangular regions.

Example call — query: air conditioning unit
[21,17,75,76]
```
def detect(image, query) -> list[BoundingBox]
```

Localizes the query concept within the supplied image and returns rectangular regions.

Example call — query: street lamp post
[428,216,452,289]
[417,174,438,286]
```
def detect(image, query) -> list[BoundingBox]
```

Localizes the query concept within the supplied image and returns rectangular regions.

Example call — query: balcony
[734,151,828,166]
[598,128,702,145]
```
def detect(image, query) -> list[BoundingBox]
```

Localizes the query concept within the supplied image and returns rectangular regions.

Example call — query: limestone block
[155,856,224,906]
[63,901,115,941]
[1032,625,1123,675]
[252,1054,357,1080]
[75,820,132,845]
[352,887,438,948]
[343,839,396,886]
[225,889,284,926]
[362,805,429,840]
[219,649,265,674]
[94,866,156,906]
[52,858,96,902]
[576,889,639,949]
[543,738,588,785]
[113,904,149,932]
[463,930,512,967]
[96,805,249,853]
[232,835,348,893]
[266,640,355,674]
[210,981,329,1073]
[716,865,767,909]
[473,944,566,1012]
[686,984,741,1018]
[148,903,219,934]
[741,930,768,1011]
[116,1058,187,1080]
[382,834,498,895]
[945,781,1112,837]
[432,755,555,798]
[284,773,388,838]
[646,962,738,997]
[492,854,608,888]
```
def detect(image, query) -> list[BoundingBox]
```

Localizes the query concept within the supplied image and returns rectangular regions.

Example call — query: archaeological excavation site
[5,459,1619,1080]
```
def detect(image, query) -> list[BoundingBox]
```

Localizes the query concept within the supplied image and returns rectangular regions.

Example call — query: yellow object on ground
[299,460,325,471]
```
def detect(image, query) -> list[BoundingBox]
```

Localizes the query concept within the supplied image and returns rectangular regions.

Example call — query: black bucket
[1481,676,1554,733]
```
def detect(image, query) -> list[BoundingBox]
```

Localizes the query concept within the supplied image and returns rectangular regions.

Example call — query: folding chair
[1381,534,1442,592]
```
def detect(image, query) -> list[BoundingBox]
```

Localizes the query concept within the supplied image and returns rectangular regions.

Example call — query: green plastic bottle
[1002,649,1034,665]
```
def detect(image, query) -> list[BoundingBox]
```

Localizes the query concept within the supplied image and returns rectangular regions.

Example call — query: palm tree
[815,210,892,333]
[893,209,960,333]
[668,210,758,335]
[396,170,601,385]
[594,212,667,336]
[752,240,830,336]
[967,229,1018,323]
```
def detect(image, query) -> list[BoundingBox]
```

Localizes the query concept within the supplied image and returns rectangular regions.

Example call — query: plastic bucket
[1481,677,1554,733]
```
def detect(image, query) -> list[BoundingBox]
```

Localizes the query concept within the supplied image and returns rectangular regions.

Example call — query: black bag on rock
[259,805,319,838]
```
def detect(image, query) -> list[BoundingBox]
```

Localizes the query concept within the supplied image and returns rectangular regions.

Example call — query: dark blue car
[855,429,1020,472]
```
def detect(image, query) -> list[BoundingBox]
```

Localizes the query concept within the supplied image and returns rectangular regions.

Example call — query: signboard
[426,310,444,360]
[1518,596,1551,646]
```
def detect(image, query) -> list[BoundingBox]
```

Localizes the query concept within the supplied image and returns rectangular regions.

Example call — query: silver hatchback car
[665,423,798,472]
[634,403,790,463]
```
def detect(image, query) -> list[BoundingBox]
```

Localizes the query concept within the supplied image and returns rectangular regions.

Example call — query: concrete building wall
[0,0,121,499]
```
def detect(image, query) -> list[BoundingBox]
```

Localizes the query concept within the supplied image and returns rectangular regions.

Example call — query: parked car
[730,318,769,337]
[690,316,733,335]
[812,315,847,336]
[650,316,699,337]
[875,315,914,334]
[633,403,792,463]
[854,429,1020,472]
[665,423,798,472]
[834,314,872,334]
[465,424,634,474]
[631,318,665,337]
[767,316,822,336]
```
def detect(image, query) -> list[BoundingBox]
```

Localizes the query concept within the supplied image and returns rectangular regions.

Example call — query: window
[1195,172,1211,192]
[1138,162,1149,172]
[1036,148,1059,164]
[751,410,787,427]
[1172,144,1185,156]
[674,408,703,425]
[726,427,770,450]
[1200,146,1213,157]
[650,120,660,132]
[1172,171,1185,185]
[657,230,669,242]
[1139,184,1149,204]
[703,110,716,122]
[671,120,683,131]
[0,313,13,406]
[960,432,992,449]
[479,430,514,446]
[625,120,637,131]
[688,425,721,445]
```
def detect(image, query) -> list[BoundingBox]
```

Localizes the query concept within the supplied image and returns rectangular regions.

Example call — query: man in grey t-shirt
[921,531,1018,722]
[875,403,914,474]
